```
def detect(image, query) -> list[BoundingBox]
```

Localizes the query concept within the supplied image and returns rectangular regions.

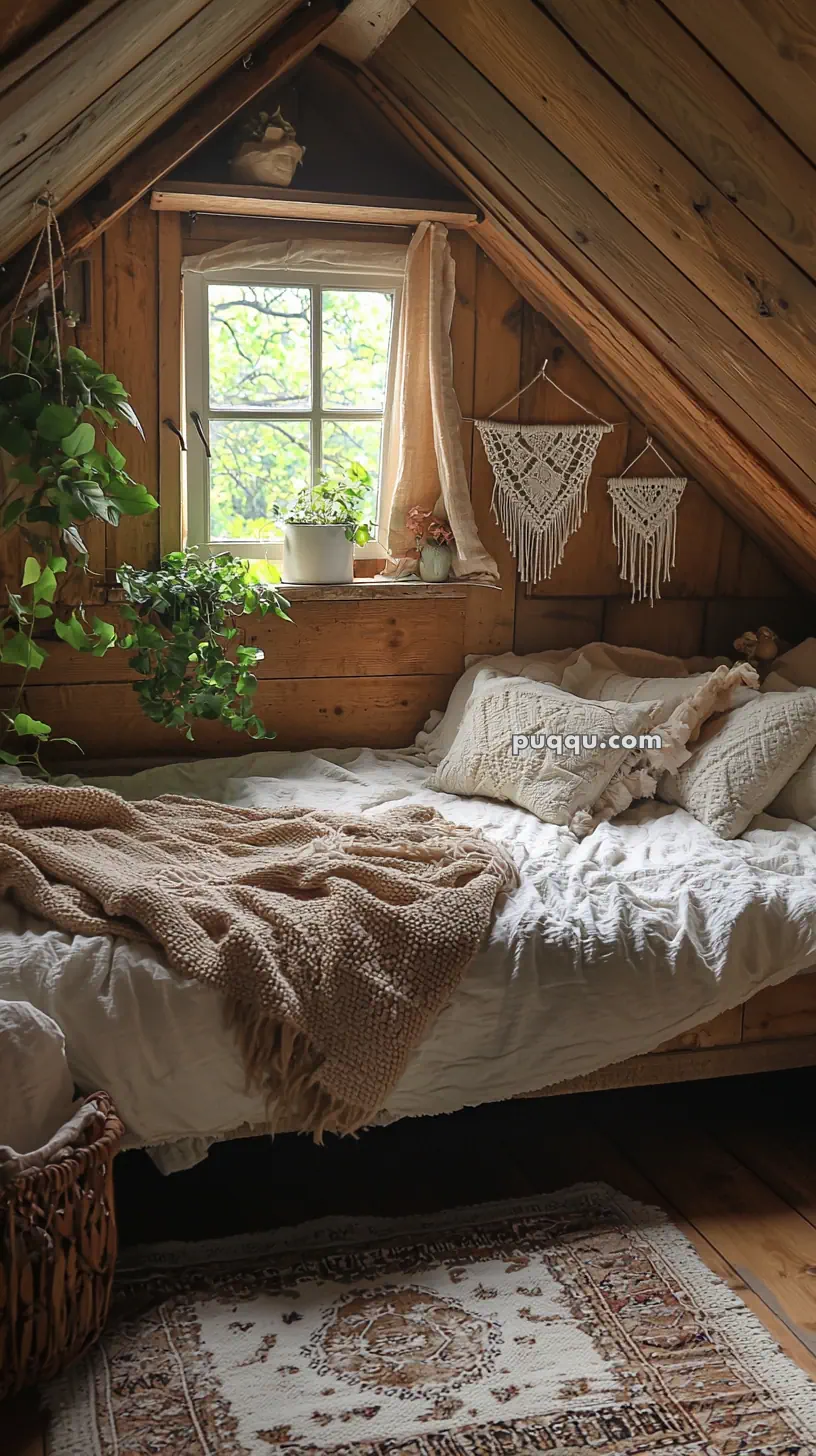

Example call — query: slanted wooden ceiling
[359,0,816,591]
[3,0,816,592]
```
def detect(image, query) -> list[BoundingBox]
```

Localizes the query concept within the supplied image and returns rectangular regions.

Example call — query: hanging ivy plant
[0,324,157,545]
[117,551,291,741]
[0,306,156,770]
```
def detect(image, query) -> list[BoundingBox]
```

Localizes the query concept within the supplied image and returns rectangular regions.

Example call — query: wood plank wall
[448,234,814,662]
[1,209,812,762]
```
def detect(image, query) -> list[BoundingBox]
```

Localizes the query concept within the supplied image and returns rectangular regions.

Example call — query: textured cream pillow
[761,637,816,691]
[659,689,816,838]
[427,670,659,836]
[416,642,727,767]
[561,654,758,716]
[768,748,816,828]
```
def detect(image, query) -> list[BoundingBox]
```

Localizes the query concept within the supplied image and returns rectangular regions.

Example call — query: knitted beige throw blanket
[0,784,516,1135]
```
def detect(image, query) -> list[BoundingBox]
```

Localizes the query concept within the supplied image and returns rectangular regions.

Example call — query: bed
[1,743,815,1172]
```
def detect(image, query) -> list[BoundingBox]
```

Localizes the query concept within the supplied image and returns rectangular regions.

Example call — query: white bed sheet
[1,746,816,1172]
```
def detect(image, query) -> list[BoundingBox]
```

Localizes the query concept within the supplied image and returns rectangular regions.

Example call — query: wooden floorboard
[5,1072,816,1454]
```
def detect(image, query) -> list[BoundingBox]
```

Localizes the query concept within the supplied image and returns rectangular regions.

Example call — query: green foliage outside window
[206,284,393,542]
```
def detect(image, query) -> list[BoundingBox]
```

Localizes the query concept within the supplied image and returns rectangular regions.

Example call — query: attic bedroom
[3,2,816,1451]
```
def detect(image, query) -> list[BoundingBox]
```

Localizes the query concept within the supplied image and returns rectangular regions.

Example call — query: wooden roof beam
[0,0,341,316]
[325,0,419,62]
[363,16,816,507]
[414,0,816,413]
[662,0,816,169]
[0,0,303,266]
[539,0,816,283]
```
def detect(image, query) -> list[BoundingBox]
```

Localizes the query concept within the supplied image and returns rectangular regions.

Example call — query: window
[183,270,400,557]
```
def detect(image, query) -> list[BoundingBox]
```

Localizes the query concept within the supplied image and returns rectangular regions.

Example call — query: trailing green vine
[117,551,291,741]
[0,311,156,768]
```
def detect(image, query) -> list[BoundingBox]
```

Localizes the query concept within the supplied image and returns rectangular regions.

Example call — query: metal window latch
[189,410,211,459]
[163,417,186,451]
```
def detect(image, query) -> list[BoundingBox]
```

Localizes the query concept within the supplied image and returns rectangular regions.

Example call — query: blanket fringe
[224,998,370,1140]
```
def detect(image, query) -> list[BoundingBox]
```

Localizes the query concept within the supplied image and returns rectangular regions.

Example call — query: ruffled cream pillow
[659,689,816,838]
[427,670,672,837]
[561,653,758,716]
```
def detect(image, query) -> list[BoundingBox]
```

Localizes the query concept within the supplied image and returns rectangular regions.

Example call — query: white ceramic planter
[282,523,354,584]
[418,542,452,582]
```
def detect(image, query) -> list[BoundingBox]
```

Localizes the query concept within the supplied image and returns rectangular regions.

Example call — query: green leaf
[2,497,26,528]
[21,556,41,587]
[113,399,144,438]
[0,420,32,456]
[8,462,37,485]
[60,421,95,456]
[35,402,78,441]
[32,566,57,603]
[1,631,46,670]
[32,603,53,618]
[106,439,126,470]
[104,479,158,515]
[61,524,88,559]
[0,750,21,765]
[12,713,50,740]
[48,555,67,575]
[54,613,91,651]
[90,617,116,656]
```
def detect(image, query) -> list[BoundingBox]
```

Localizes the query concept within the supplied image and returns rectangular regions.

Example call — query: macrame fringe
[477,421,611,583]
[607,475,686,606]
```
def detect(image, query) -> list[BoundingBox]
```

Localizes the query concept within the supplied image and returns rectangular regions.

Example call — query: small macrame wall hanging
[607,436,687,605]
[473,362,614,584]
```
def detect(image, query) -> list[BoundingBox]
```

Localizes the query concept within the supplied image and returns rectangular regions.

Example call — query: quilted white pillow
[427,670,661,837]
[659,689,816,838]
[561,654,758,717]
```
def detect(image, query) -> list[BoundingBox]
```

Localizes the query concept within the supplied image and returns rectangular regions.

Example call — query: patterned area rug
[46,1183,816,1454]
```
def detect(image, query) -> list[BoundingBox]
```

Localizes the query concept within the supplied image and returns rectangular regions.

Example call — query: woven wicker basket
[0,1092,124,1399]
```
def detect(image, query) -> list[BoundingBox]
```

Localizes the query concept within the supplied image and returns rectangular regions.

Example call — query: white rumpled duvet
[1,746,815,1172]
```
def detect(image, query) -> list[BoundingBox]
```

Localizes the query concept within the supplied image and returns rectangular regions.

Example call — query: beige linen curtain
[380,223,497,578]
[182,227,497,578]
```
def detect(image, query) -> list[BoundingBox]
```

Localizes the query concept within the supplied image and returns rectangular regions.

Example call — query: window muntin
[185,271,399,555]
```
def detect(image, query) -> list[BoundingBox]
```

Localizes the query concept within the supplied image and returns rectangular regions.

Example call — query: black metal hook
[163,417,186,451]
[189,410,211,459]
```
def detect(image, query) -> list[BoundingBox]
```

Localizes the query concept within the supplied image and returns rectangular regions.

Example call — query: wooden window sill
[280,581,469,600]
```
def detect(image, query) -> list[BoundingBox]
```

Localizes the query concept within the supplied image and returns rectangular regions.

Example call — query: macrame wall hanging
[607,436,687,606]
[472,362,614,583]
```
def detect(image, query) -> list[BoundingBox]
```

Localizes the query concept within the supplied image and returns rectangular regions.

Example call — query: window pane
[321,419,382,521]
[321,289,393,410]
[209,419,311,541]
[208,285,311,409]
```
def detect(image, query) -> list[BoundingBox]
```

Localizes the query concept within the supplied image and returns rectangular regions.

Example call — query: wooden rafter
[354,64,816,593]
[0,0,341,316]
[363,15,816,508]
[0,0,303,266]
[413,0,816,414]
[539,0,816,282]
[662,0,816,169]
[325,0,419,62]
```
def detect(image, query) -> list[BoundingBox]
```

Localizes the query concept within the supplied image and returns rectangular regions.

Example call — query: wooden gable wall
[2,204,812,764]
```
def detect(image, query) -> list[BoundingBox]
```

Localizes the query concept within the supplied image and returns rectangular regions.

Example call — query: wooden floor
[6,1066,816,1453]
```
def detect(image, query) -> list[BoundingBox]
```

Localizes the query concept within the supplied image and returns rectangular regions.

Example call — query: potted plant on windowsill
[276,463,375,585]
[405,507,456,582]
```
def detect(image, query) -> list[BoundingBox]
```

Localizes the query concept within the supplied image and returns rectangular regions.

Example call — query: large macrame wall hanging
[607,436,687,605]
[471,362,614,584]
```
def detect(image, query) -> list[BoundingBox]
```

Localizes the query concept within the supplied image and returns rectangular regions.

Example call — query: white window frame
[183,267,401,559]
